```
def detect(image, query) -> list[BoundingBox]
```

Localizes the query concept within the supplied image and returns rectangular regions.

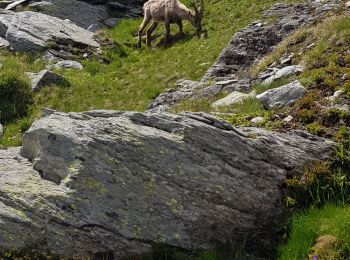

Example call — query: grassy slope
[4,2,350,259]
[279,205,350,260]
[0,0,298,146]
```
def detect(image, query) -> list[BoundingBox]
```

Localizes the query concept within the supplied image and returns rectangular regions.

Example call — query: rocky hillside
[0,0,349,259]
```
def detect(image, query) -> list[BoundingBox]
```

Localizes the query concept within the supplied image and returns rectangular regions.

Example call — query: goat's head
[193,0,204,36]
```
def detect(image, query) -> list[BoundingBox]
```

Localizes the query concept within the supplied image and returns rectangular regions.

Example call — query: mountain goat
[138,0,204,47]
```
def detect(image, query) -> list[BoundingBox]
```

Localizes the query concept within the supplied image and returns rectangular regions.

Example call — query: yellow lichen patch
[166,198,178,213]
[308,235,340,260]
[84,177,108,195]
[68,160,82,173]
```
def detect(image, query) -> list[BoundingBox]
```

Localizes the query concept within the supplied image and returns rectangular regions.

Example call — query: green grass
[253,78,291,94]
[0,0,300,147]
[278,204,350,260]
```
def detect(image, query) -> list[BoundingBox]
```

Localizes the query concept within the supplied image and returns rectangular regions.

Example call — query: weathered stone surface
[51,60,83,70]
[262,65,304,85]
[0,37,10,49]
[147,79,204,113]
[0,9,15,37]
[29,0,109,30]
[0,111,332,258]
[5,11,100,52]
[250,116,265,124]
[212,91,255,108]
[257,80,307,109]
[26,69,69,91]
[5,0,30,10]
[202,3,318,81]
[0,123,3,137]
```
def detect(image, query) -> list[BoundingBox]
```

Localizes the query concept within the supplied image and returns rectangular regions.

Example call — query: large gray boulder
[257,80,307,109]
[0,111,332,258]
[2,11,99,52]
[28,0,109,30]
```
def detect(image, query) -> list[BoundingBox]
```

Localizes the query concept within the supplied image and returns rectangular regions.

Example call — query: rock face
[257,80,307,109]
[0,111,332,258]
[0,37,9,49]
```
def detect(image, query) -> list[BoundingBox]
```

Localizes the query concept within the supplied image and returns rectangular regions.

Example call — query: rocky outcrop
[28,0,110,30]
[147,1,342,113]
[0,10,100,53]
[0,110,332,258]
[5,11,100,52]
[3,0,144,30]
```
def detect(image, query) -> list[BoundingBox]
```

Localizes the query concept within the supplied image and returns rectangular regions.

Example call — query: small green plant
[278,204,350,260]
[306,122,326,136]
[0,70,33,123]
[253,78,290,94]
[286,161,350,207]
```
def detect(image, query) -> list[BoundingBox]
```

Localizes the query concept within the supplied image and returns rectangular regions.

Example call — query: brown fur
[138,0,204,47]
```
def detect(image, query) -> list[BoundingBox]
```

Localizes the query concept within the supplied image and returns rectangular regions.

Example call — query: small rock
[263,65,304,85]
[0,123,3,138]
[53,60,83,70]
[326,90,344,103]
[215,79,238,86]
[346,1,350,8]
[39,50,63,63]
[257,80,307,109]
[257,68,279,80]
[283,115,293,123]
[26,69,70,92]
[0,37,10,49]
[280,55,292,65]
[212,91,254,107]
[333,90,343,98]
[250,116,264,124]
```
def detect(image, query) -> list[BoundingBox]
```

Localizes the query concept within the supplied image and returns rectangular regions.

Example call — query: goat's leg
[177,20,183,37]
[146,21,158,47]
[138,14,151,48]
[164,19,171,46]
